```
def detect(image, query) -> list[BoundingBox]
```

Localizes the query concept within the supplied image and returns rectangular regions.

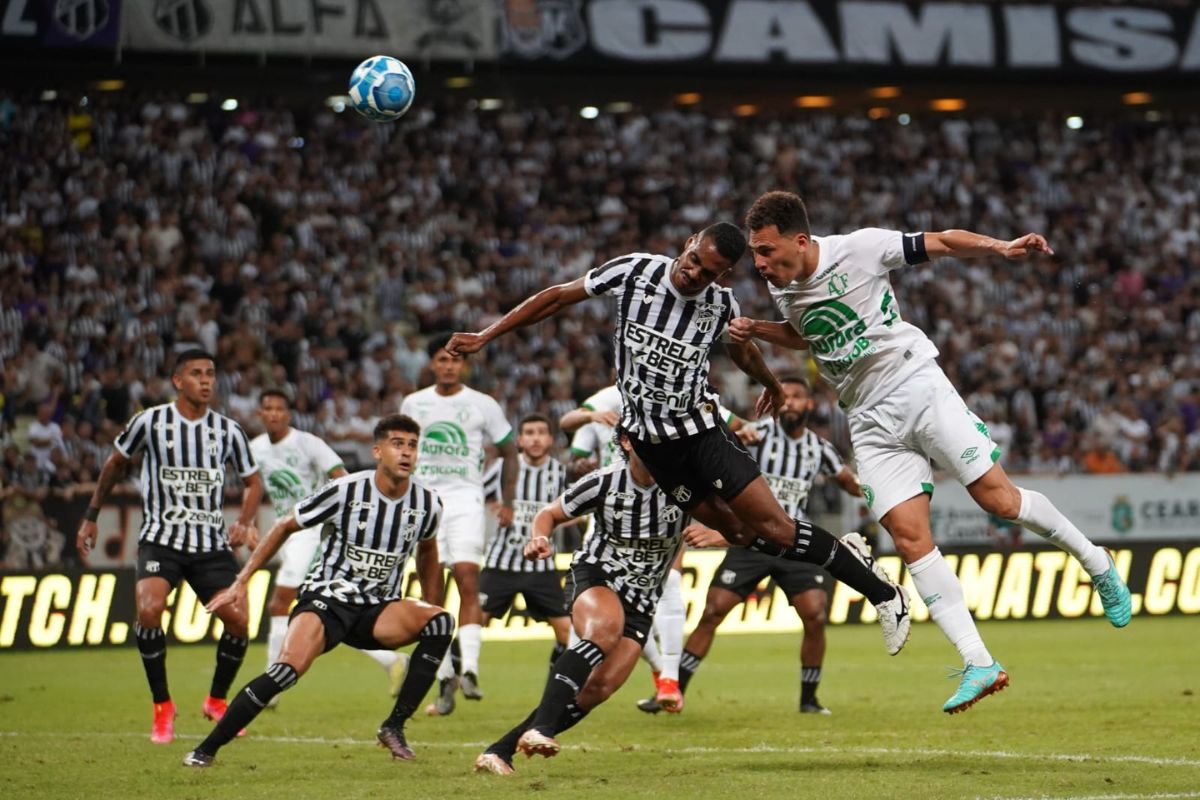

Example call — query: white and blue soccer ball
[348,55,415,122]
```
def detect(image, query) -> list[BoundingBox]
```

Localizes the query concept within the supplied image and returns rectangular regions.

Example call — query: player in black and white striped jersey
[474,427,688,776]
[478,414,571,666]
[448,223,911,660]
[75,349,264,746]
[183,414,454,767]
[645,376,864,716]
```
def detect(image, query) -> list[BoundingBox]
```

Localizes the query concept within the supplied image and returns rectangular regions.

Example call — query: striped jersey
[293,471,443,605]
[115,403,257,553]
[747,420,844,520]
[585,254,740,442]
[483,455,568,573]
[481,458,502,503]
[560,463,689,615]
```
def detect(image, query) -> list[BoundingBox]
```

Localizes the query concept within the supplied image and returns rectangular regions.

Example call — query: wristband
[84,506,100,522]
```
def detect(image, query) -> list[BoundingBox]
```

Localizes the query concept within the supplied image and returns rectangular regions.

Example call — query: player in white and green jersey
[400,333,518,712]
[739,190,1131,713]
[251,391,407,694]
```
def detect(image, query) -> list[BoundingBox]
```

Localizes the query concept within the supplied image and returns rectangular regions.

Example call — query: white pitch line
[981,794,1200,800]
[3,730,1199,770]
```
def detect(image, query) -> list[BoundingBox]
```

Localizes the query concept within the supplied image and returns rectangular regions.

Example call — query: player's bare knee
[699,605,729,629]
[980,486,1022,520]
[801,609,827,629]
[222,611,249,638]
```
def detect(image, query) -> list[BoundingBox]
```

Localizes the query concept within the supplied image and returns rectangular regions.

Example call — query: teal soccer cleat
[1092,551,1132,628]
[943,662,1009,714]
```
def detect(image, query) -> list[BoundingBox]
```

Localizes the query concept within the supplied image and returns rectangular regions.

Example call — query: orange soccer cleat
[151,700,177,744]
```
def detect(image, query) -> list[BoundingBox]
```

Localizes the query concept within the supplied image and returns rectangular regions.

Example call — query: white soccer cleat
[840,532,911,656]
[474,752,515,776]
[516,728,560,759]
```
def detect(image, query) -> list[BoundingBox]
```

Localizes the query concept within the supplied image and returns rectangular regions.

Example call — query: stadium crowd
[2,89,1199,547]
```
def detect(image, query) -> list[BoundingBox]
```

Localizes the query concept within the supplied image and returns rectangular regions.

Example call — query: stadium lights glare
[1066,116,1084,130]
[1122,92,1152,105]
[444,76,473,89]
[734,104,758,117]
[579,106,599,119]
[220,98,239,111]
[324,95,349,113]
[930,98,966,112]
[478,98,503,111]
[868,107,891,120]
[94,79,124,92]
[870,86,901,99]
[898,113,911,126]
[40,90,57,101]
[794,95,834,109]
[675,92,701,105]
[186,92,208,104]
[605,101,633,113]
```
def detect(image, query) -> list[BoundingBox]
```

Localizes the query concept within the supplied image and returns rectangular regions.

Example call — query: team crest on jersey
[311,599,328,611]
[694,304,721,333]
[145,560,160,573]
[662,506,682,523]
[670,485,692,503]
[720,569,736,584]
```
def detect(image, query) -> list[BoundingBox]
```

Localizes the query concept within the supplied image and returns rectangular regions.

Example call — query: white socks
[654,570,685,681]
[436,646,456,680]
[640,636,663,672]
[908,547,993,667]
[359,649,399,672]
[459,623,482,676]
[267,616,288,668]
[1011,487,1109,576]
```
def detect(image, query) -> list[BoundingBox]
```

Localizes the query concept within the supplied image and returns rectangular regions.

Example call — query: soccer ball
[348,55,415,122]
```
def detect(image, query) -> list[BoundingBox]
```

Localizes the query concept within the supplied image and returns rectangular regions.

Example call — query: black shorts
[136,543,239,604]
[290,593,390,652]
[480,568,568,621]
[629,421,760,511]
[563,562,655,644]
[710,546,830,600]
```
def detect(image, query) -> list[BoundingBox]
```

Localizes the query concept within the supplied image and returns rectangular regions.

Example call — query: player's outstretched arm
[729,317,809,350]
[923,230,1054,260]
[560,406,619,435]
[415,538,444,603]
[76,450,131,559]
[682,523,730,548]
[834,467,864,498]
[726,339,786,418]
[525,500,567,560]
[207,513,302,613]
[447,277,591,356]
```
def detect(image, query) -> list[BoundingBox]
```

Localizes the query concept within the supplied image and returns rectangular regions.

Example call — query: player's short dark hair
[745,191,811,236]
[779,374,811,391]
[519,412,553,434]
[173,348,215,374]
[374,413,421,441]
[700,222,747,264]
[426,332,457,358]
[611,423,630,463]
[259,389,290,407]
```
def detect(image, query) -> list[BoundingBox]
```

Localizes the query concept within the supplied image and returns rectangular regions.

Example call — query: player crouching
[183,415,450,767]
[474,428,688,776]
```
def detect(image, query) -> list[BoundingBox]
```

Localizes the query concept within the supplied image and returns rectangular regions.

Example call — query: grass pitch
[2,617,1198,800]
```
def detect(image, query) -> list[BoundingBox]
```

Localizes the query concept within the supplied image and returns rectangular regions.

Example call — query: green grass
[2,617,1199,800]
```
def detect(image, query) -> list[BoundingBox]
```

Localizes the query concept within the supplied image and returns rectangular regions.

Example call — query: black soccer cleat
[181,749,215,768]
[800,701,832,715]
[636,696,663,714]
[377,724,415,760]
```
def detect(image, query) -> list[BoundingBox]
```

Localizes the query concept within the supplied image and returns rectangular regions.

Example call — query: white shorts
[849,361,999,521]
[437,496,486,566]
[275,527,321,588]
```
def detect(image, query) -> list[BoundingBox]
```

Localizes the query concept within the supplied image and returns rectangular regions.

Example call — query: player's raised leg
[968,464,1130,627]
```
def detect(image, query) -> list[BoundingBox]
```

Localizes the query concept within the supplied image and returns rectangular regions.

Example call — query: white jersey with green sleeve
[401,385,513,502]
[769,228,940,413]
[570,384,737,467]
[250,428,345,522]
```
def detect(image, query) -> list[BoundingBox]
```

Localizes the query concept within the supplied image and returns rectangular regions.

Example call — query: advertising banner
[0,0,119,47]
[119,0,498,60]
[3,542,1197,649]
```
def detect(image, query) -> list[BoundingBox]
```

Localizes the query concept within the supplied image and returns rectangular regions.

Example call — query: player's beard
[780,409,809,434]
